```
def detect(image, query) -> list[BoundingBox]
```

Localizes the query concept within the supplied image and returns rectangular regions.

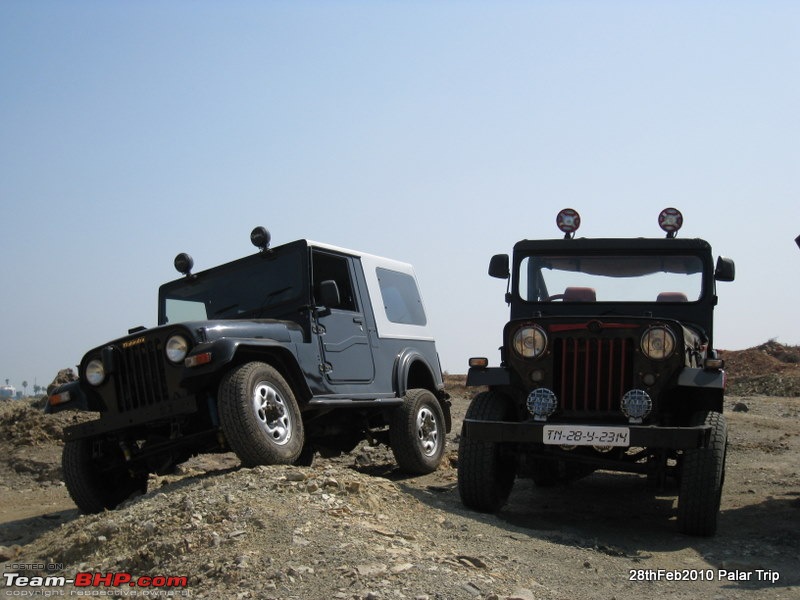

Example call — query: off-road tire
[677,410,727,536]
[218,362,304,467]
[62,437,147,514]
[389,388,446,474]
[457,391,517,512]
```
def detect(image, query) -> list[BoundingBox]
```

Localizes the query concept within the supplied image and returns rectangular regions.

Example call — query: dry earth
[1,344,799,600]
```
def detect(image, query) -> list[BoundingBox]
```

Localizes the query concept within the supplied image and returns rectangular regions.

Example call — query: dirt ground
[1,350,799,600]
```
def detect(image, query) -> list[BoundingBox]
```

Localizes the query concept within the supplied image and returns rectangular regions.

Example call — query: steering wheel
[547,294,565,301]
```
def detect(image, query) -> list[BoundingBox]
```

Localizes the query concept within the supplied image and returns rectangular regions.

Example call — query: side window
[312,251,357,311]
[376,268,427,326]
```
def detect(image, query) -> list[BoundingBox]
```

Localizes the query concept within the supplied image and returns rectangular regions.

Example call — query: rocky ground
[0,345,799,600]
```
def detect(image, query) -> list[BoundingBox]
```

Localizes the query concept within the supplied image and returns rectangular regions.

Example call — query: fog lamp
[556,208,581,238]
[658,207,683,238]
[621,389,652,423]
[593,445,614,453]
[526,388,558,421]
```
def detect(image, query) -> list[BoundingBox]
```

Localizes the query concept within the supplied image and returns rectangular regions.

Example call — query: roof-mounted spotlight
[174,253,194,277]
[250,226,271,252]
[658,208,683,238]
[556,208,581,239]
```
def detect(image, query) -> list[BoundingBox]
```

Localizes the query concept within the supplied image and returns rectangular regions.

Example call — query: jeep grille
[553,336,634,416]
[113,338,169,412]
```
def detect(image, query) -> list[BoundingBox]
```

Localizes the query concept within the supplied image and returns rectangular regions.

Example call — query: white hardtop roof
[305,240,433,342]
[305,240,414,271]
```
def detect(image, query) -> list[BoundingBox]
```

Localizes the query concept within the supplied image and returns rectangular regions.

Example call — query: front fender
[467,366,511,387]
[45,380,89,413]
[677,368,726,390]
[181,338,312,399]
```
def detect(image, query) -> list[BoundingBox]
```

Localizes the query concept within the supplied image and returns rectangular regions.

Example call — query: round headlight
[85,359,106,386]
[166,335,189,363]
[512,325,547,358]
[641,326,676,360]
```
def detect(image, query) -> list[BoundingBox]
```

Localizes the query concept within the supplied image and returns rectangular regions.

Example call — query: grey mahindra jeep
[48,228,450,513]
[458,209,734,536]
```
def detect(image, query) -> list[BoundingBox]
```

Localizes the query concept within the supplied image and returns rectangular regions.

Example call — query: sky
[1,1,799,391]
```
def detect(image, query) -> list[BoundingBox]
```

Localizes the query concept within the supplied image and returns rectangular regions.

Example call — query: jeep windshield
[518,254,703,303]
[158,246,305,325]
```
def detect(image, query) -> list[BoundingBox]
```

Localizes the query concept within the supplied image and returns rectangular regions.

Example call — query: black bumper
[64,395,200,441]
[462,418,712,449]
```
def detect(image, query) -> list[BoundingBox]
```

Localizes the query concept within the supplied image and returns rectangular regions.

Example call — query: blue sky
[1,1,798,390]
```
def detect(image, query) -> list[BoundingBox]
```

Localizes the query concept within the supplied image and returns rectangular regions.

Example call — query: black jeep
[48,228,450,513]
[458,209,734,536]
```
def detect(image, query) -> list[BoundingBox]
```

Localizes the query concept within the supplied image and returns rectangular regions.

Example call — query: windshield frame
[507,237,719,343]
[518,253,706,304]
[157,240,310,326]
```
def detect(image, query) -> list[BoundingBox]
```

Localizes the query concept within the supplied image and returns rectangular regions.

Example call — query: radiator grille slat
[554,336,634,415]
[114,339,169,412]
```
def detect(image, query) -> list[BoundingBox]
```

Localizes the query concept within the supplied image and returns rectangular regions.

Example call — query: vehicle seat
[564,287,597,302]
[657,292,688,302]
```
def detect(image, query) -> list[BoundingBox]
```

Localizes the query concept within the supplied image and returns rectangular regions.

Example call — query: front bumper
[64,395,200,441]
[462,418,711,449]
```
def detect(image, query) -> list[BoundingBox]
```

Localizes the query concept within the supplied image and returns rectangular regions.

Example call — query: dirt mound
[1,364,799,599]
[0,400,95,484]
[46,368,78,396]
[2,395,799,600]
[721,341,800,396]
[0,404,65,446]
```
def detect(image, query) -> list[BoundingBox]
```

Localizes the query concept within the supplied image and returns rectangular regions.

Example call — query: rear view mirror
[714,256,735,282]
[488,254,510,279]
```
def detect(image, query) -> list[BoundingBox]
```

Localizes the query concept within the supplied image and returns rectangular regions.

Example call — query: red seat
[657,292,688,302]
[564,287,596,302]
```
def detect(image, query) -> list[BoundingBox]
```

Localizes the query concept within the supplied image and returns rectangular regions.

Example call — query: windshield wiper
[254,286,293,317]
[213,303,239,317]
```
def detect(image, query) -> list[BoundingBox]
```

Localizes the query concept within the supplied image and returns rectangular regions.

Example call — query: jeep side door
[312,250,376,383]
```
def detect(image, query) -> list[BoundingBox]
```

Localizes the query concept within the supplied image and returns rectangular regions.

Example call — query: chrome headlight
[512,325,547,358]
[85,359,106,386]
[165,334,189,363]
[641,326,676,360]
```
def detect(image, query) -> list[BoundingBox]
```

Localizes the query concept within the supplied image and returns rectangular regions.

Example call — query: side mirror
[319,280,340,308]
[714,256,735,282]
[488,254,510,279]
[795,234,799,250]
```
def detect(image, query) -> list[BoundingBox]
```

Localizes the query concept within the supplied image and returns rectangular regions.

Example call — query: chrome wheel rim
[416,407,439,457]
[252,381,292,446]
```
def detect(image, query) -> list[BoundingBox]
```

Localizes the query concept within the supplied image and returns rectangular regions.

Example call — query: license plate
[542,425,630,447]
